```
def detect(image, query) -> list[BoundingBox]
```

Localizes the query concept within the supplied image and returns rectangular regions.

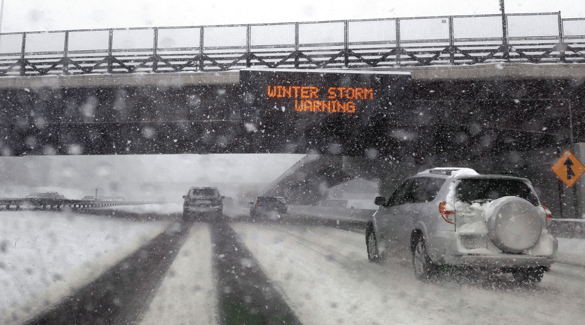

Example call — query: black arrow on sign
[564,157,576,180]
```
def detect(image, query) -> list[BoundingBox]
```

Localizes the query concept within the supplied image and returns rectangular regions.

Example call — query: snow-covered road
[232,222,585,325]
[3,207,585,324]
[0,211,170,324]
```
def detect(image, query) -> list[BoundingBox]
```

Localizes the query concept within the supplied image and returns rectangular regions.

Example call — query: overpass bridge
[1,12,585,218]
[0,11,584,77]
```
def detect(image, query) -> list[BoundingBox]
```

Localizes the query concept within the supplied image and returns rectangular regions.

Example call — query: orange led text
[267,84,374,114]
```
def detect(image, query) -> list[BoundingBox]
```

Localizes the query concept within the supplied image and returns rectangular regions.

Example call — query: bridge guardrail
[0,12,584,76]
[0,197,153,211]
[288,205,375,222]
[549,219,585,239]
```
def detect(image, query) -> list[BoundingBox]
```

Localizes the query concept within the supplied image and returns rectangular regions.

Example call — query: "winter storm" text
[266,85,374,114]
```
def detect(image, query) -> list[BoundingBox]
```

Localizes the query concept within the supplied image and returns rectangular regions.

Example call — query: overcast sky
[1,0,584,33]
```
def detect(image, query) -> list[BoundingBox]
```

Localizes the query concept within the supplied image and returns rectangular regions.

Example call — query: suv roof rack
[474,170,521,177]
[422,167,478,176]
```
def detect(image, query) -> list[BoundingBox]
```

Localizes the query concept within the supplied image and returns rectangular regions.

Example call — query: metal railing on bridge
[0,11,584,76]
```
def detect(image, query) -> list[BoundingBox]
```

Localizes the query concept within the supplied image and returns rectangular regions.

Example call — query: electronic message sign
[239,69,411,117]
[238,69,412,155]
[266,84,371,114]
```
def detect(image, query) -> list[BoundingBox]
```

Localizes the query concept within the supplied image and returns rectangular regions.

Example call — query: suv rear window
[190,188,217,197]
[387,177,445,206]
[257,197,281,206]
[456,179,539,206]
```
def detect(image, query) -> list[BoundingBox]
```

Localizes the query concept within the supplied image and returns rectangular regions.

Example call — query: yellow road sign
[551,149,585,188]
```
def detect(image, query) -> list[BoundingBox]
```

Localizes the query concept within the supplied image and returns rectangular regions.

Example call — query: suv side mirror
[374,196,386,206]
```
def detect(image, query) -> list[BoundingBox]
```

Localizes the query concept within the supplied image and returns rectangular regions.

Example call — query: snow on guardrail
[0,197,158,211]
[550,219,585,239]
[288,204,585,239]
[288,205,375,222]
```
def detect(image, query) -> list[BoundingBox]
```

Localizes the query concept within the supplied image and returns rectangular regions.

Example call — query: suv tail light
[543,205,553,227]
[439,201,455,224]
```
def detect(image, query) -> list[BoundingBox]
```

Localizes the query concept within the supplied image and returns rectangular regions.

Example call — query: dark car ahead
[250,196,287,220]
[183,187,224,221]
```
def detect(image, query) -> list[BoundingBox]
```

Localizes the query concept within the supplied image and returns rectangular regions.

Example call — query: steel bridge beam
[2,63,585,90]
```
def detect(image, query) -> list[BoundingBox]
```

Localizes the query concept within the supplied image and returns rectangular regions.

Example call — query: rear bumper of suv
[428,230,557,269]
[444,254,556,269]
[183,205,222,220]
[186,206,221,213]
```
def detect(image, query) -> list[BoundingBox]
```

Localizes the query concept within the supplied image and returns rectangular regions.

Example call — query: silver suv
[366,168,557,283]
[182,187,224,221]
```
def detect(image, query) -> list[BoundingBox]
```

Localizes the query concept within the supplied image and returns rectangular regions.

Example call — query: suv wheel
[366,227,379,262]
[512,267,544,285]
[413,237,437,281]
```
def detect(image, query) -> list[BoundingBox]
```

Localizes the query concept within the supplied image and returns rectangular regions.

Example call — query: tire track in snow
[25,218,192,325]
[209,221,302,325]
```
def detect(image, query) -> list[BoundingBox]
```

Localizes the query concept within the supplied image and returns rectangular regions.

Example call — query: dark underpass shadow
[24,221,192,325]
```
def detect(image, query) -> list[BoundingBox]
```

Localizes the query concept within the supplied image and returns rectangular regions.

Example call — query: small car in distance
[366,167,557,284]
[183,187,224,221]
[250,196,287,220]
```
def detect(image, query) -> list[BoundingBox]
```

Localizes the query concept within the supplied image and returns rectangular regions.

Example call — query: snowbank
[99,203,183,215]
[556,238,585,266]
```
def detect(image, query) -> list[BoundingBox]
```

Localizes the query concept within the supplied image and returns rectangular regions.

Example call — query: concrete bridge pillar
[572,143,585,219]
[341,155,418,197]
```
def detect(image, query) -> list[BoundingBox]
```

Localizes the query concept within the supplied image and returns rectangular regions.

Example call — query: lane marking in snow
[209,221,302,325]
[140,223,218,325]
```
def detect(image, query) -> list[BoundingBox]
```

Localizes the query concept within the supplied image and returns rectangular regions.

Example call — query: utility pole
[0,0,4,33]
[0,0,5,50]
[500,0,509,60]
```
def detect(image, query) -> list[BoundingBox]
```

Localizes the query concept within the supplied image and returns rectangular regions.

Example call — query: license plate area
[460,235,486,250]
[194,200,212,207]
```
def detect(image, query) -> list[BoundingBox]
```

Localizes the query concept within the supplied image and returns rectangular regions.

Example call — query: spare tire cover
[484,196,542,253]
